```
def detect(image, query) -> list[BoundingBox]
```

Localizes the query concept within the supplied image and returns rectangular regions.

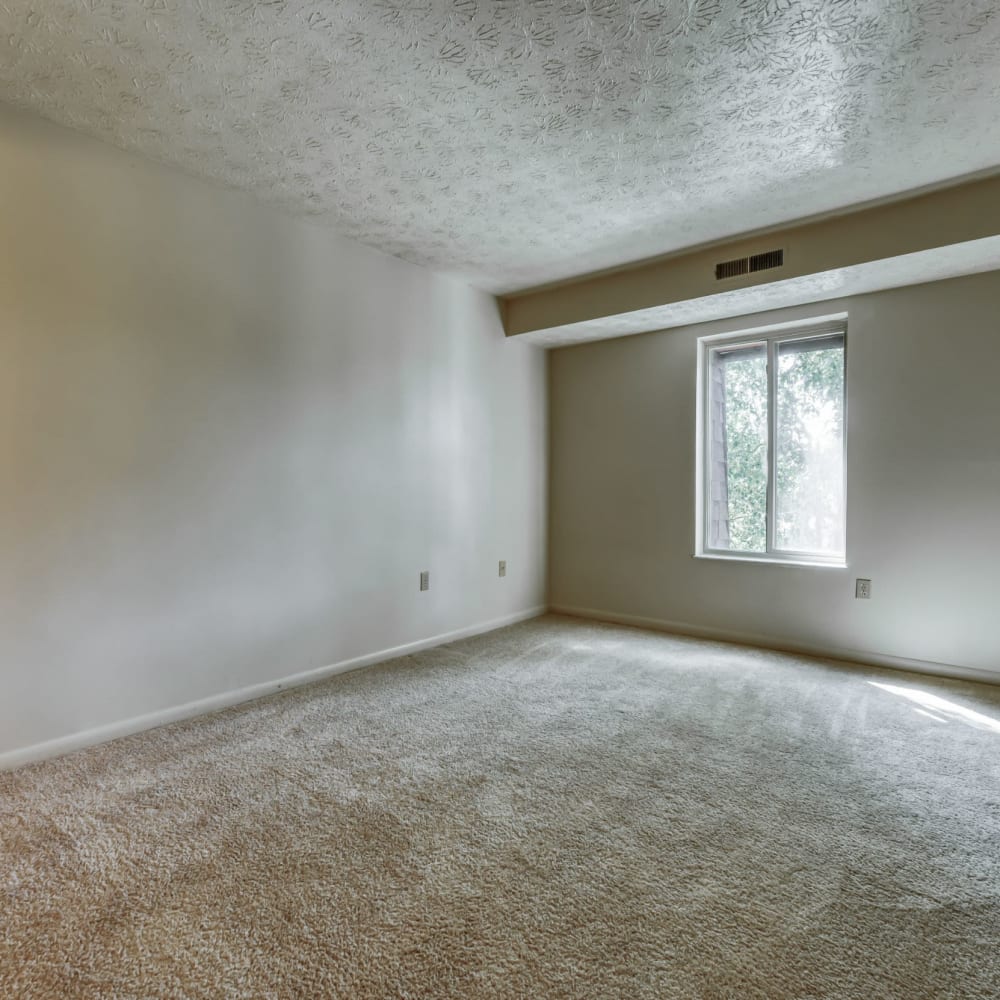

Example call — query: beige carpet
[2,615,999,999]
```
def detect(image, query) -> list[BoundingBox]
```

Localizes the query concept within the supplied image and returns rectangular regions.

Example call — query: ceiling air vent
[715,248,785,281]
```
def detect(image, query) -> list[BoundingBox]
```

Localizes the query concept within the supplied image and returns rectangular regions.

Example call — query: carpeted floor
[2,615,999,999]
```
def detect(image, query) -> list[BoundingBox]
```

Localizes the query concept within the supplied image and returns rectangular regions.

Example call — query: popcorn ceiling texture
[2,1,1000,292]
[2,615,999,998]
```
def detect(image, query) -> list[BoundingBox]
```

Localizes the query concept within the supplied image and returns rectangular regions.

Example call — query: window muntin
[701,322,846,565]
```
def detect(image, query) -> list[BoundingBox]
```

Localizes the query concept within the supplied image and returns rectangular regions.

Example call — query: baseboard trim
[548,604,1000,687]
[0,605,547,772]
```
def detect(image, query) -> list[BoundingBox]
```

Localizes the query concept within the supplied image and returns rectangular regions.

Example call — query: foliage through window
[701,323,846,563]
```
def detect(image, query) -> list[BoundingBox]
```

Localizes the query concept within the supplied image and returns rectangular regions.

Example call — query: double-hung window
[698,318,847,565]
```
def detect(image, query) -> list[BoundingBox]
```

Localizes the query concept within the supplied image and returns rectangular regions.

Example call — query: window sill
[694,552,847,569]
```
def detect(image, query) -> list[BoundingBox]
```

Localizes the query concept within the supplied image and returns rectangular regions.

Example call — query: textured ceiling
[2,1,1000,293]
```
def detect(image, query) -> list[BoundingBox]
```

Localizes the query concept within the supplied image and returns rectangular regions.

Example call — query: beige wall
[0,108,547,759]
[549,270,1000,680]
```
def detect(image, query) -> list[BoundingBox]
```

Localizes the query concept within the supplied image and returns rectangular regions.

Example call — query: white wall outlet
[855,578,872,599]
[419,570,429,592]
[499,560,506,578]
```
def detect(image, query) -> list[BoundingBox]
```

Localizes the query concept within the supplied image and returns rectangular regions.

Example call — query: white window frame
[695,314,848,568]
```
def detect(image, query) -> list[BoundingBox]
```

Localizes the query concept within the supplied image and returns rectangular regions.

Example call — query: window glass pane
[708,343,767,553]
[775,335,845,556]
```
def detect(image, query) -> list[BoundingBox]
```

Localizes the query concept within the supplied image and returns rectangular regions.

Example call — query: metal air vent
[715,248,785,281]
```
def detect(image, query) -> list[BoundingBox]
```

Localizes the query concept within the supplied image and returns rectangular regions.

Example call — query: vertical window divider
[765,339,777,556]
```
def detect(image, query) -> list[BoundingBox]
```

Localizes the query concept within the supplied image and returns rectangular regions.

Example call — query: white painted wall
[0,108,547,760]
[549,271,1000,680]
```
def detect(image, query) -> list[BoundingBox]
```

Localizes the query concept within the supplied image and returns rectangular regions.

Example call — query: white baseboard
[0,605,547,772]
[549,604,1000,687]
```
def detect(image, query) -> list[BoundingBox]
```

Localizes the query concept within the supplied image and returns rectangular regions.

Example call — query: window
[698,319,846,565]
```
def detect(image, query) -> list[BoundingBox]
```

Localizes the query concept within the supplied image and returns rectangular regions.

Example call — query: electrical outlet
[498,560,506,578]
[855,578,872,600]
[419,570,429,592]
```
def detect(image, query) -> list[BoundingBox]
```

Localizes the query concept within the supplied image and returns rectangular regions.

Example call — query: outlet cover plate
[419,571,429,592]
[855,578,872,599]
